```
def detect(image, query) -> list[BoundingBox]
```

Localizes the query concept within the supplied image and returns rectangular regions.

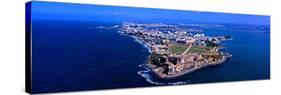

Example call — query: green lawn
[169,44,189,55]
[188,46,213,54]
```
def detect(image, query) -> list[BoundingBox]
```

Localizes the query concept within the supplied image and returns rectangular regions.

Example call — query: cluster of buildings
[119,22,229,78]
[120,22,226,51]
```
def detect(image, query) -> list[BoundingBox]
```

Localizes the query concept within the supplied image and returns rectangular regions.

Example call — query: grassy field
[169,44,189,55]
[188,46,213,54]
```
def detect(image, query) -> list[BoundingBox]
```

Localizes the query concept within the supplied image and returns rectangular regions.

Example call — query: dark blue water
[138,25,270,85]
[31,20,270,93]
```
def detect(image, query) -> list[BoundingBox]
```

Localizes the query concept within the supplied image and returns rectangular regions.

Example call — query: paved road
[182,44,193,55]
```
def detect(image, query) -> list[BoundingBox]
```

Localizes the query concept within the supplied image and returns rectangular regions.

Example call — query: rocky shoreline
[118,22,231,79]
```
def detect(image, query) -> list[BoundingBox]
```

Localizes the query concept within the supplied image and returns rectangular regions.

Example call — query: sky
[30,1,270,25]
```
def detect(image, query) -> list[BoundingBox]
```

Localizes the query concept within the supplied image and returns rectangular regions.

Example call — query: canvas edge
[25,1,32,94]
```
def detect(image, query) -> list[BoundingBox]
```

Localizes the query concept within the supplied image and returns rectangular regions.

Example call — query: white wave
[131,37,152,53]
[138,64,192,86]
[117,31,190,85]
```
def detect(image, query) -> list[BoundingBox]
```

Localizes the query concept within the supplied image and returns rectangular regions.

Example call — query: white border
[0,0,280,95]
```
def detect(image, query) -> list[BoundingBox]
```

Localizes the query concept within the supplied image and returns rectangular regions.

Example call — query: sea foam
[137,64,192,86]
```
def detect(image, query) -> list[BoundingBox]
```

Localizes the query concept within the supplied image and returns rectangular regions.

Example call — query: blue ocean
[30,1,270,93]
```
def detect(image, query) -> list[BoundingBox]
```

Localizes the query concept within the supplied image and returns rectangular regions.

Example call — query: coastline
[119,32,152,53]
[148,55,227,79]
[117,23,231,79]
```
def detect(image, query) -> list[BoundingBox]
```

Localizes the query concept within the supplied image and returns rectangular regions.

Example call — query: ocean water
[31,20,270,93]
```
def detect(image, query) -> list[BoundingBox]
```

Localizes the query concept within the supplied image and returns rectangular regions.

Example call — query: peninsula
[119,22,231,79]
